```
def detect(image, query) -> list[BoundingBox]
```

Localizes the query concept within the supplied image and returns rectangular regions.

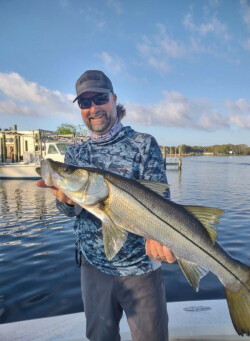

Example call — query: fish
[36,158,250,336]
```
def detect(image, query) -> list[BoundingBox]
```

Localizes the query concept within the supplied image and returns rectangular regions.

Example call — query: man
[37,70,175,341]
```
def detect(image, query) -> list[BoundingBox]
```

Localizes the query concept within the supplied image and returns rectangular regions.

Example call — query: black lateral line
[108,179,246,288]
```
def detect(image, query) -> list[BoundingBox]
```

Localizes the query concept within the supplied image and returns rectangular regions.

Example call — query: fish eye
[63,166,71,173]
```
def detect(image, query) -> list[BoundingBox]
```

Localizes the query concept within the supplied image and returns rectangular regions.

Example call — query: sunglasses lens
[94,93,109,105]
[78,93,110,109]
[78,99,91,109]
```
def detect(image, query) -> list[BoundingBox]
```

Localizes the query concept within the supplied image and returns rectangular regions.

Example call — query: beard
[84,110,116,134]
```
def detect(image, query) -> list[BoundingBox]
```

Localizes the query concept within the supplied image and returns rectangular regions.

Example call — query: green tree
[57,123,77,134]
[242,147,250,155]
[57,123,88,136]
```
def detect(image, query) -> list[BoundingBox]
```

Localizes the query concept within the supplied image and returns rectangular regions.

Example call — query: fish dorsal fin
[137,180,170,195]
[102,212,128,260]
[177,258,208,291]
[184,205,224,244]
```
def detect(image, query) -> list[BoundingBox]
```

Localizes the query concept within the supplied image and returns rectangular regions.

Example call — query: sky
[0,0,250,147]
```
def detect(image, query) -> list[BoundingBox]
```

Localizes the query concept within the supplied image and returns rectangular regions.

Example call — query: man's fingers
[146,239,162,262]
[155,241,166,259]
[147,239,158,258]
[36,179,48,188]
[146,239,176,263]
[163,246,176,263]
[35,180,75,205]
[36,179,57,190]
[36,179,56,190]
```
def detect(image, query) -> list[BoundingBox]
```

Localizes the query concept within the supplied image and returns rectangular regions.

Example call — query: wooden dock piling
[1,134,7,163]
[161,145,182,170]
[178,146,182,170]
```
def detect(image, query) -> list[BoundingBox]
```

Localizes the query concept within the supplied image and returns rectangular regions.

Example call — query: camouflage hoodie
[56,126,169,276]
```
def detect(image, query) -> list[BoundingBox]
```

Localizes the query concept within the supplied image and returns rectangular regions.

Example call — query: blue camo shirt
[56,126,170,276]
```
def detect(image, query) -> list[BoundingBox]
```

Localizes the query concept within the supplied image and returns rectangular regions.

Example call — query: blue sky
[0,0,250,147]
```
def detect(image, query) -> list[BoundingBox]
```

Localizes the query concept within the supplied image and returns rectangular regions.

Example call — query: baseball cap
[73,70,114,103]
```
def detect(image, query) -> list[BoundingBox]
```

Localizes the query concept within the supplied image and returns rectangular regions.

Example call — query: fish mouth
[36,167,41,176]
[38,159,55,186]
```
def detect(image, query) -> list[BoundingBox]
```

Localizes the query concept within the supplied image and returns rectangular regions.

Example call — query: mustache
[89,110,107,119]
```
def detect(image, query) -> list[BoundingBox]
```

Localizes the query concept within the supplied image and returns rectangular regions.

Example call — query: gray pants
[80,257,168,341]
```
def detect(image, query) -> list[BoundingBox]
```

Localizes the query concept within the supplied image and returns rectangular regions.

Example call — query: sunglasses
[77,93,111,109]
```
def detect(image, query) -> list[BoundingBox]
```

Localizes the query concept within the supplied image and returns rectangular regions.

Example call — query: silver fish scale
[104,174,249,292]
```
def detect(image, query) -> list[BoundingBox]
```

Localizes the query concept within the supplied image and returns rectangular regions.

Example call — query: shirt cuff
[56,199,77,217]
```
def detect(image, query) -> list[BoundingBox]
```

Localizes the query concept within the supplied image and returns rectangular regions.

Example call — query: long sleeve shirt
[57,126,169,276]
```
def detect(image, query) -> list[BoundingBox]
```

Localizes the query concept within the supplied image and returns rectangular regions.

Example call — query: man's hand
[36,179,76,206]
[145,238,176,263]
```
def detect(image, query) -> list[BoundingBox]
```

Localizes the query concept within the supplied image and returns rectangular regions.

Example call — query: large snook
[36,159,250,336]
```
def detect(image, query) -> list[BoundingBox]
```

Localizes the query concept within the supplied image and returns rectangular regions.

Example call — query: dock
[161,146,182,170]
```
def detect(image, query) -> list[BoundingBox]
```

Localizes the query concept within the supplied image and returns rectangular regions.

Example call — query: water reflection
[0,179,79,323]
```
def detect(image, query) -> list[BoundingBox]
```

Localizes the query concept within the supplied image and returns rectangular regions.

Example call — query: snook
[36,159,250,336]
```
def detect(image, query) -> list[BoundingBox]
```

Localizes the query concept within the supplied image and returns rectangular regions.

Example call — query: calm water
[0,156,249,323]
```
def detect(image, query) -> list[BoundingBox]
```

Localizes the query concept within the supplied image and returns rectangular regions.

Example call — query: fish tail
[224,277,250,336]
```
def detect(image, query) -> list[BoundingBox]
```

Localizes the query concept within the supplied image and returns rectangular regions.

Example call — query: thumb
[36,179,57,190]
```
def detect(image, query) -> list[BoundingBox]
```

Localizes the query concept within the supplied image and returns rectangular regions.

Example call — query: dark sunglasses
[77,93,110,109]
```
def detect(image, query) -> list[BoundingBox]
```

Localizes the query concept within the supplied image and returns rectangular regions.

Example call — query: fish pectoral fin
[137,179,170,195]
[80,203,128,260]
[102,214,128,261]
[177,258,208,291]
[184,205,224,244]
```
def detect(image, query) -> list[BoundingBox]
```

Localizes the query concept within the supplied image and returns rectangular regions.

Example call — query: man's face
[79,92,117,135]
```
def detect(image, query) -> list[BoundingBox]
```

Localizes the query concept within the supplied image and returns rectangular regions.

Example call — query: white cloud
[99,51,125,75]
[189,37,212,54]
[243,38,250,50]
[137,14,231,73]
[137,25,185,73]
[148,57,170,73]
[105,0,123,14]
[157,24,186,58]
[240,0,250,26]
[0,100,35,117]
[127,91,230,131]
[0,72,78,120]
[225,98,250,129]
[240,0,250,50]
[1,73,249,133]
[183,12,230,40]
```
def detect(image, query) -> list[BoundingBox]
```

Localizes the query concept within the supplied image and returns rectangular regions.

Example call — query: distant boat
[0,162,40,180]
[0,128,88,180]
[0,141,72,180]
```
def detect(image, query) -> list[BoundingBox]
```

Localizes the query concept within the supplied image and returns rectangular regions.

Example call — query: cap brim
[73,87,111,103]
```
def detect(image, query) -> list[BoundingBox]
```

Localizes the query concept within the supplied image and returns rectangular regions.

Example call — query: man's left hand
[145,238,176,263]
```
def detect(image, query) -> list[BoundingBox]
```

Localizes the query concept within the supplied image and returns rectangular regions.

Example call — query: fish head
[37,158,87,192]
[38,158,109,206]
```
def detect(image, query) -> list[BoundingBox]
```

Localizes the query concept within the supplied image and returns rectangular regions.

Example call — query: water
[0,156,249,323]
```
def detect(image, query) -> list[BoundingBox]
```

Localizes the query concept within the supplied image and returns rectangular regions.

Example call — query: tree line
[170,144,250,155]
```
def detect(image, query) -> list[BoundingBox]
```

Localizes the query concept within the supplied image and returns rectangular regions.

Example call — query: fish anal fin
[177,258,208,292]
[102,213,128,261]
[137,179,169,195]
[224,278,250,336]
[184,205,224,244]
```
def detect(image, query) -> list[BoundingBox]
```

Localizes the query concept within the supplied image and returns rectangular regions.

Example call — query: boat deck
[0,163,41,179]
[0,299,247,341]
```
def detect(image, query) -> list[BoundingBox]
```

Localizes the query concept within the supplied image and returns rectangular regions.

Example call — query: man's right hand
[36,179,76,206]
